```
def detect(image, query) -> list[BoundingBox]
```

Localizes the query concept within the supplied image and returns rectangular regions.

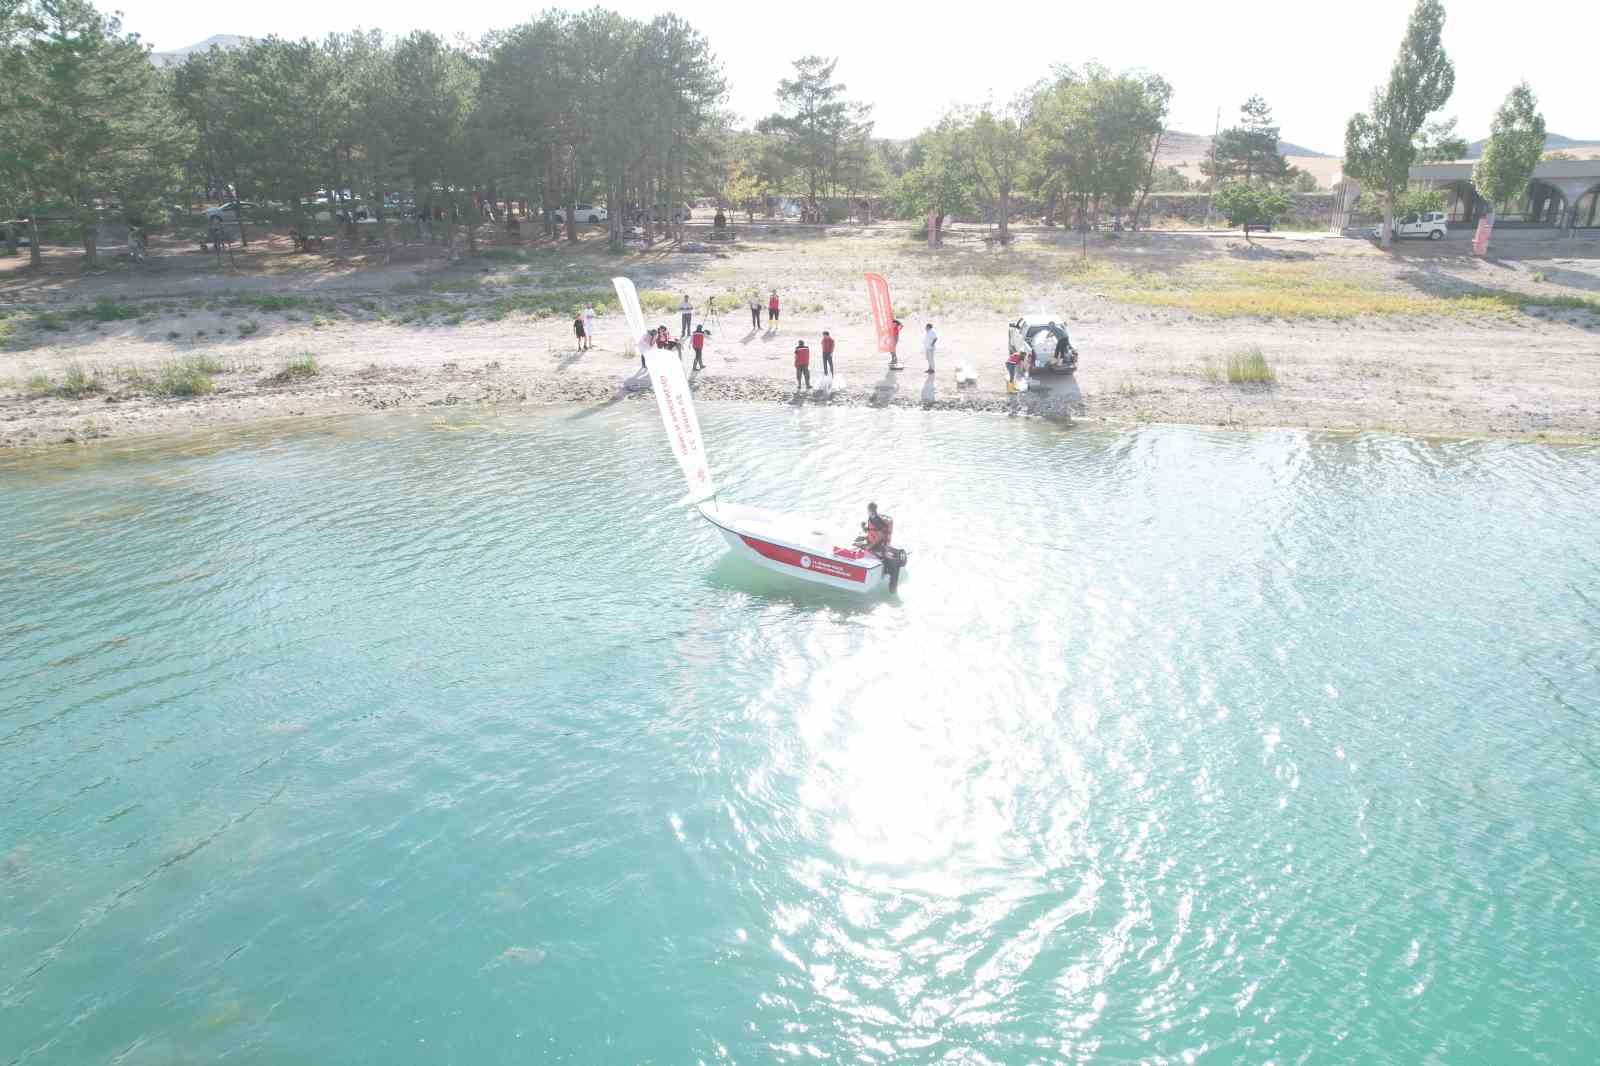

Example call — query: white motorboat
[615,276,909,594]
[697,499,902,592]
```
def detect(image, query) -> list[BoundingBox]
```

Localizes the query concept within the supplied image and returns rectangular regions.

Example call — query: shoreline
[4,356,1597,462]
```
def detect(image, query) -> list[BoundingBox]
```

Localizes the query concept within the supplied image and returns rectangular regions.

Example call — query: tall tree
[1028,65,1170,251]
[1472,82,1546,249]
[1343,0,1456,246]
[957,98,1029,244]
[896,117,976,245]
[759,56,870,203]
[1201,95,1293,185]
[4,0,190,266]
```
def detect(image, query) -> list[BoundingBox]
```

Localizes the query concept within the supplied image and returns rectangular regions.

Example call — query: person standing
[679,293,693,338]
[793,339,811,390]
[690,325,707,371]
[749,295,761,331]
[820,330,835,377]
[582,304,597,348]
[573,312,588,351]
[923,323,938,374]
[768,290,780,329]
[889,317,903,370]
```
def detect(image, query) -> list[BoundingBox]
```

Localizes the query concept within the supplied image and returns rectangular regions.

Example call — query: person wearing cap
[820,330,835,377]
[793,338,811,390]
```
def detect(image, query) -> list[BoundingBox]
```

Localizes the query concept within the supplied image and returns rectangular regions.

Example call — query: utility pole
[1202,106,1221,229]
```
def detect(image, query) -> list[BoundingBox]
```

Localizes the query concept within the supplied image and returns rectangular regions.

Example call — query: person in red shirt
[889,317,903,369]
[767,290,780,329]
[820,330,835,377]
[690,324,707,370]
[793,339,811,390]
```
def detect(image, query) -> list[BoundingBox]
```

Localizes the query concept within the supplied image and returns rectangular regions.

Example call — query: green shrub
[266,353,318,383]
[35,312,68,332]
[154,358,219,397]
[237,319,259,336]
[26,372,51,393]
[1225,345,1276,384]
[55,363,102,398]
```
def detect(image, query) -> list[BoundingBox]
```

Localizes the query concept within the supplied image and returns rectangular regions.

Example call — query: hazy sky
[118,0,1590,151]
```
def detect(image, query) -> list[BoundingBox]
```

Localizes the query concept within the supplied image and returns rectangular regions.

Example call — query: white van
[1393,211,1449,240]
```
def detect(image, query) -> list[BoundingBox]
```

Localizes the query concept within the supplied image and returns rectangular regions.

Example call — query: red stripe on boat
[739,534,868,582]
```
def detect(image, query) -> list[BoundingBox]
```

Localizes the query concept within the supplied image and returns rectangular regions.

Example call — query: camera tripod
[699,297,724,332]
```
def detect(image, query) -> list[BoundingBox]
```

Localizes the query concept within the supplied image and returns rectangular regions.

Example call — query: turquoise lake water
[2,406,1597,1064]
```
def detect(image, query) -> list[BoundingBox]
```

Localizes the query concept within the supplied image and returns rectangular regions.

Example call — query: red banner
[1473,218,1492,256]
[865,272,895,354]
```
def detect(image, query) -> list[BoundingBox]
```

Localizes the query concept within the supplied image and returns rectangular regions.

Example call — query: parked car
[206,200,256,219]
[553,203,608,224]
[647,202,692,222]
[1370,211,1449,241]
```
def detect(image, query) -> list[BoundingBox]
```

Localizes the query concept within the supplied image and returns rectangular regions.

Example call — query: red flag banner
[865,272,895,354]
[1473,218,1492,257]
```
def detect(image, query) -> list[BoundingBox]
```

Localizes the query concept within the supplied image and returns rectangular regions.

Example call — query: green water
[2,407,1597,1065]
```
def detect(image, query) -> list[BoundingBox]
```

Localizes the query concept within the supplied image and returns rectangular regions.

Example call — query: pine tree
[1202,96,1293,185]
[6,0,190,267]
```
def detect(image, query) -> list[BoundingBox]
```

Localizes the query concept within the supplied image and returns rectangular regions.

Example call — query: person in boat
[858,502,892,557]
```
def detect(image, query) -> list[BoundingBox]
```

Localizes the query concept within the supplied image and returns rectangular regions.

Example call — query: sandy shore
[4,225,1599,449]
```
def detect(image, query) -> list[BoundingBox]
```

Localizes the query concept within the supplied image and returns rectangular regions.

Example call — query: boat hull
[698,502,892,593]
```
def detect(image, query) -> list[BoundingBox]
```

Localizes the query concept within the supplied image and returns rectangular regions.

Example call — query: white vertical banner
[612,276,647,357]
[643,342,716,502]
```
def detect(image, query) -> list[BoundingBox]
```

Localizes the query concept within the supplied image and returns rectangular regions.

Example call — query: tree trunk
[231,168,249,248]
[1381,191,1395,248]
[997,190,1011,244]
[566,153,578,244]
[377,182,391,263]
[1133,131,1164,232]
[80,220,98,269]
[466,190,479,255]
[27,213,41,267]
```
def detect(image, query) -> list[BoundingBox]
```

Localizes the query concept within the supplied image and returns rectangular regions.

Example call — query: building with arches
[1408,159,1600,238]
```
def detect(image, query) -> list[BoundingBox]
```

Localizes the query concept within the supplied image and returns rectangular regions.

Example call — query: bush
[1225,345,1276,384]
[55,362,102,398]
[152,355,224,397]
[266,354,318,383]
[237,319,259,336]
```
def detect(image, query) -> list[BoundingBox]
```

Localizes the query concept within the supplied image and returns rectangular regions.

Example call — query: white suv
[1385,211,1449,241]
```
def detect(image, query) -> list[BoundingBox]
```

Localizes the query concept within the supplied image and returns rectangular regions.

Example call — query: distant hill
[1278,141,1332,158]
[151,34,247,66]
[1156,129,1341,188]
[1464,132,1600,159]
[1156,130,1331,161]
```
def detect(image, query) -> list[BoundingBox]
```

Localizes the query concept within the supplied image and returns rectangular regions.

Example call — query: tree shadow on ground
[1394,262,1600,331]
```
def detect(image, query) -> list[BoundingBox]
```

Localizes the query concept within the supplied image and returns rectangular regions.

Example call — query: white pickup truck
[1372,211,1449,241]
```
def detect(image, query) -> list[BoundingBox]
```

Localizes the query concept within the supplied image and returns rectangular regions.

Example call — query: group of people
[750,291,781,330]
[790,331,838,389]
[638,322,710,371]
[575,285,954,387]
